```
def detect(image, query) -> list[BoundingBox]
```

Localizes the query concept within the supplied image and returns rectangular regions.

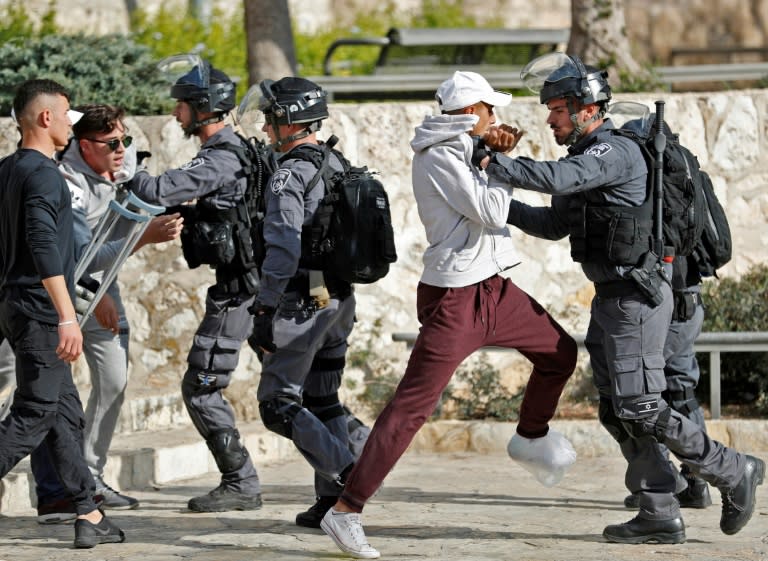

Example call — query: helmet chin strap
[564,98,600,146]
[183,111,226,137]
[269,120,321,150]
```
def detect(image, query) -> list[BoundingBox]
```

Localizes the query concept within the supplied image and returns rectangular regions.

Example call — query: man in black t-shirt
[0,79,124,549]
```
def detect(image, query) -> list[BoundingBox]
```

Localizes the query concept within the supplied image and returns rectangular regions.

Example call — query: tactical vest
[568,193,654,266]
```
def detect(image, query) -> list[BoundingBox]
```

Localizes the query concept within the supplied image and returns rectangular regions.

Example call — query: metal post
[710,351,721,420]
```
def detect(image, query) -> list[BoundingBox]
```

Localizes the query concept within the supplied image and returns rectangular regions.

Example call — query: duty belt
[285,274,352,301]
[593,280,640,299]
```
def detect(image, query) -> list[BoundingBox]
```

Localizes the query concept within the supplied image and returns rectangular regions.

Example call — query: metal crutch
[75,191,166,327]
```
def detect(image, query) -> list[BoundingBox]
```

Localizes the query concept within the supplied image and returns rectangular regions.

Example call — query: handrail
[391,331,768,420]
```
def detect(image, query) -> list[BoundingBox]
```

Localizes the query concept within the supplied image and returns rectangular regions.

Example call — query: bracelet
[58,320,76,326]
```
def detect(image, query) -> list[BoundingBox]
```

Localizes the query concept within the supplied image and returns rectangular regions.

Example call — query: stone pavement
[0,449,766,561]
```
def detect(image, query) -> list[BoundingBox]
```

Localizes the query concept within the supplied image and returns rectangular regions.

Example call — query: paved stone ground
[0,451,766,561]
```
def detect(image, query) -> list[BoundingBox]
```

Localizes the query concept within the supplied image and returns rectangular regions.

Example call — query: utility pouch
[628,251,664,307]
[182,221,236,268]
[672,291,698,322]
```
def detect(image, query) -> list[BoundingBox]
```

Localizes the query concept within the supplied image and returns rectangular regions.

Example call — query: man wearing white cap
[0,79,124,548]
[321,71,579,558]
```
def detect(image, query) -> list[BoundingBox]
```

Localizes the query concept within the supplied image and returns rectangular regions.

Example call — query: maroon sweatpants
[340,275,577,511]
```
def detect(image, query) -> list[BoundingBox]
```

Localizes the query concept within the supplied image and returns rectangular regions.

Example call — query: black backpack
[614,125,707,259]
[293,136,397,284]
[691,169,732,277]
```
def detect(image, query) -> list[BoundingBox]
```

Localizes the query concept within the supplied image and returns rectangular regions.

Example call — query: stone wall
[1,89,766,433]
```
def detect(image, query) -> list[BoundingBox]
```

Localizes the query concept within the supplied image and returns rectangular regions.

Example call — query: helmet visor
[157,53,209,89]
[520,52,578,95]
[236,83,268,139]
[609,101,651,135]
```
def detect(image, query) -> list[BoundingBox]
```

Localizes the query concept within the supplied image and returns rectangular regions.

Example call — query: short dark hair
[13,79,70,120]
[73,104,126,138]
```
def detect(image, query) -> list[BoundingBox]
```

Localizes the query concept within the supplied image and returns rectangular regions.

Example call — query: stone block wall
[1,89,766,433]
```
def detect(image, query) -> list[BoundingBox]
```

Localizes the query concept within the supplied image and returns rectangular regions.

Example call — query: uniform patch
[270,168,293,194]
[584,142,613,157]
[180,157,205,171]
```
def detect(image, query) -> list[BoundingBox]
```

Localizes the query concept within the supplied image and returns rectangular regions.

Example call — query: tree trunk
[243,0,297,85]
[568,0,652,88]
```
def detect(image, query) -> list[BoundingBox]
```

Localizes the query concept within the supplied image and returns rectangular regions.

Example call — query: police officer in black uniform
[129,60,263,512]
[481,53,763,543]
[246,77,358,528]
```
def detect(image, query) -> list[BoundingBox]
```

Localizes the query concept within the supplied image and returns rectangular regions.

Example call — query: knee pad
[303,392,345,423]
[206,428,248,473]
[259,396,303,439]
[598,398,629,444]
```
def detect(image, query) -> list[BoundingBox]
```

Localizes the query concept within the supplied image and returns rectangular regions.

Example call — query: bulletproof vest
[568,192,654,266]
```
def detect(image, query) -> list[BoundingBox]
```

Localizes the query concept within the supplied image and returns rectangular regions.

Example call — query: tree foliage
[0,34,170,116]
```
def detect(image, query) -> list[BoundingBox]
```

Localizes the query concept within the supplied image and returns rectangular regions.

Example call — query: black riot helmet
[170,63,236,114]
[521,52,612,144]
[258,77,328,148]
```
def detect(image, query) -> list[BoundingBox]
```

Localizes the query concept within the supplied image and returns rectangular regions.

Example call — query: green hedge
[698,264,768,415]
[0,34,170,116]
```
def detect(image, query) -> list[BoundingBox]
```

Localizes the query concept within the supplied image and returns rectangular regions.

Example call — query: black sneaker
[37,497,77,525]
[74,513,126,548]
[37,494,105,524]
[296,496,338,528]
[719,454,765,535]
[603,515,686,544]
[187,484,263,513]
[94,476,139,510]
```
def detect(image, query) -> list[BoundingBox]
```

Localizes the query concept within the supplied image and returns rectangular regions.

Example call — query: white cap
[435,71,512,112]
[68,109,83,125]
[10,108,83,125]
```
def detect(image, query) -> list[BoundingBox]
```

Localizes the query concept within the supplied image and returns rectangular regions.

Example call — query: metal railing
[392,331,768,420]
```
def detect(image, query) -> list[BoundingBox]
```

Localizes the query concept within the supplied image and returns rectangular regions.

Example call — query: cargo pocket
[210,337,243,372]
[612,355,643,398]
[642,354,667,394]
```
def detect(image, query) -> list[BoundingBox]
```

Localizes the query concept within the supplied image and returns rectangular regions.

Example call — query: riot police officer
[483,53,763,543]
[129,60,263,512]
[247,77,358,528]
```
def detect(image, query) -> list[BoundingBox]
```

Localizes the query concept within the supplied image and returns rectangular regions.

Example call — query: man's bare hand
[57,323,83,363]
[134,213,184,252]
[93,293,119,334]
[484,124,525,154]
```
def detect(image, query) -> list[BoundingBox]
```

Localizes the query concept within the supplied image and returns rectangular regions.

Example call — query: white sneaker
[320,507,380,559]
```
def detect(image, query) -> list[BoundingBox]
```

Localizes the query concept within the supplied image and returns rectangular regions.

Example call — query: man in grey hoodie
[321,71,578,559]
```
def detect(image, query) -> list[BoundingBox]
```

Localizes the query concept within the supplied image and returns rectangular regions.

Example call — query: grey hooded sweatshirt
[410,113,520,287]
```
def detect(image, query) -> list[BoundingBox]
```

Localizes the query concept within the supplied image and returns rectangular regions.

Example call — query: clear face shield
[236,83,268,141]
[607,101,652,136]
[520,52,579,97]
[157,53,210,94]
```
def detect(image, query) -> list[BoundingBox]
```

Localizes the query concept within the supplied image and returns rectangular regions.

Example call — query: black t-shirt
[0,149,75,323]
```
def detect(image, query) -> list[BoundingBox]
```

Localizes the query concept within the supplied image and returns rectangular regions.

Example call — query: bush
[698,264,768,415]
[0,34,170,116]
[441,354,524,421]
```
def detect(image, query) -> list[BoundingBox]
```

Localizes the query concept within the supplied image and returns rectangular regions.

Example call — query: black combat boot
[187,483,263,512]
[603,515,686,544]
[719,455,765,535]
[296,496,338,528]
[676,473,712,508]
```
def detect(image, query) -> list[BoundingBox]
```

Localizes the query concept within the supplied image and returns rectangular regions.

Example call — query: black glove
[137,151,152,166]
[248,305,277,353]
[470,135,493,168]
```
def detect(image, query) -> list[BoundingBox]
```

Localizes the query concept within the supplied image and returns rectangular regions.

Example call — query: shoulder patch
[584,142,613,157]
[179,157,205,171]
[270,168,293,195]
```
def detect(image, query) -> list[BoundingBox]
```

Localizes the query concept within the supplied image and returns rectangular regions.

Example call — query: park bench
[307,26,768,101]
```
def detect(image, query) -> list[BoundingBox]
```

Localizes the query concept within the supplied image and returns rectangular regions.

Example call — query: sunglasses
[83,135,133,152]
